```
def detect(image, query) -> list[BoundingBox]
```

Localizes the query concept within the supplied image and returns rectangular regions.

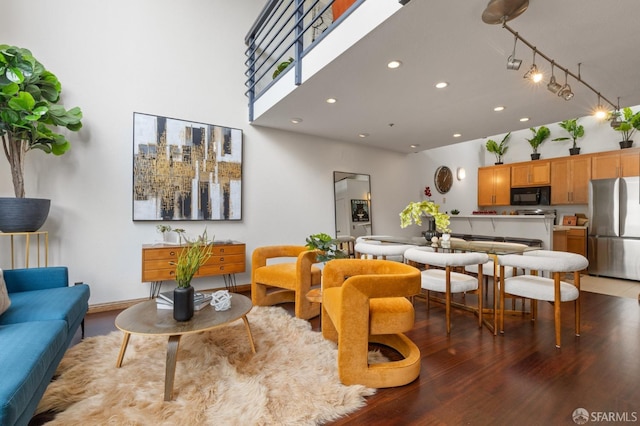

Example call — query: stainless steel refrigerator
[588,176,640,280]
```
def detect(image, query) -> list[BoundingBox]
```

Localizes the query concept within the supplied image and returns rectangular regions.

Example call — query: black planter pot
[619,140,634,149]
[0,198,51,233]
[173,285,195,321]
[495,161,504,165]
[569,147,581,156]
[530,153,541,160]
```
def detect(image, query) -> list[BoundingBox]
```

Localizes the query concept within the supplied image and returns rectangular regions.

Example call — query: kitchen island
[449,214,554,250]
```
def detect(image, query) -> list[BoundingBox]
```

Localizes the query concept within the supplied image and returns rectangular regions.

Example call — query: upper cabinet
[551,156,591,204]
[478,165,511,206]
[511,161,550,187]
[591,148,640,179]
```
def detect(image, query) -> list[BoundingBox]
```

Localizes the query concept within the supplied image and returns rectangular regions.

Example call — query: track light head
[558,84,574,100]
[523,64,542,82]
[547,75,561,94]
[507,55,522,70]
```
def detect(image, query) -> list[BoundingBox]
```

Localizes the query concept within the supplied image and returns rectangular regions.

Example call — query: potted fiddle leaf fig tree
[485,132,510,164]
[552,118,585,155]
[526,126,550,160]
[0,45,83,232]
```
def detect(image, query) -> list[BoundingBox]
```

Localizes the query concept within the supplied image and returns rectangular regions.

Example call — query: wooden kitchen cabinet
[591,148,640,179]
[553,227,587,258]
[478,165,511,206]
[511,160,550,187]
[550,156,591,204]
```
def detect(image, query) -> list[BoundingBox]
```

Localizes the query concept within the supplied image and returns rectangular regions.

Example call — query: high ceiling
[250,0,640,153]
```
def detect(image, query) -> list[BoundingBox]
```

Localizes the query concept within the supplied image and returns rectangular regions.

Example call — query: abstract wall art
[132,112,243,221]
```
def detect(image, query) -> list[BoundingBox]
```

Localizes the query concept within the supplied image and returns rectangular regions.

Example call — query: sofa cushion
[0,270,10,316]
[0,320,68,426]
[0,285,89,331]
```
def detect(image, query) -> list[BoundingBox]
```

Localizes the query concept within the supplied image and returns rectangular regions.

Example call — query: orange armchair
[251,245,322,319]
[321,259,421,388]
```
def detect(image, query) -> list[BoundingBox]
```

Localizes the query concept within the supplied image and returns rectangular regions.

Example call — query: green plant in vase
[485,132,510,164]
[552,118,585,155]
[526,126,550,160]
[171,230,214,321]
[305,233,348,262]
[607,107,640,149]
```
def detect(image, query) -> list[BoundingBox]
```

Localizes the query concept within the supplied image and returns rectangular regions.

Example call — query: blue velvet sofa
[0,267,90,426]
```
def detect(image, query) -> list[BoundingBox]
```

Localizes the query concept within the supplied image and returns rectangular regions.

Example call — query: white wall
[0,0,414,305]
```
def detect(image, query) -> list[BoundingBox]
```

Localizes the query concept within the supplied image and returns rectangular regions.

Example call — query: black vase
[569,147,581,156]
[173,285,194,321]
[0,198,51,232]
[530,153,541,160]
[619,140,633,149]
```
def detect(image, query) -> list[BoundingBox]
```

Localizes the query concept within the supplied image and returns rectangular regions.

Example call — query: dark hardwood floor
[62,289,639,425]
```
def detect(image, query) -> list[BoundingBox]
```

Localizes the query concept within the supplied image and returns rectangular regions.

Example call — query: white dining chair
[497,250,588,348]
[354,241,415,262]
[404,247,489,334]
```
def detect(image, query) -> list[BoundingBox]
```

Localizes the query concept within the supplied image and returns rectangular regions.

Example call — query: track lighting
[506,36,522,70]
[547,63,561,94]
[557,71,574,100]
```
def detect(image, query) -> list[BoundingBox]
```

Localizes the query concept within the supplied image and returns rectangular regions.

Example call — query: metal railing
[244,0,364,121]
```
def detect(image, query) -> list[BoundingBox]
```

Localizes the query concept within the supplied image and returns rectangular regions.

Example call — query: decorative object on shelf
[305,233,348,263]
[211,290,232,311]
[485,132,511,164]
[0,45,83,232]
[156,224,173,243]
[482,1,617,119]
[552,118,585,155]
[171,230,214,321]
[399,201,451,238]
[434,166,453,194]
[132,112,243,221]
[424,186,432,198]
[526,126,550,160]
[272,57,294,79]
[450,209,460,215]
[607,107,640,149]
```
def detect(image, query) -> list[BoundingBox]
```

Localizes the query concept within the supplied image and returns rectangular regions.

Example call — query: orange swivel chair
[251,245,322,320]
[322,259,422,388]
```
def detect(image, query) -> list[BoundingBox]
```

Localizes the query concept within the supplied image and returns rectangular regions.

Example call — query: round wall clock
[434,166,453,194]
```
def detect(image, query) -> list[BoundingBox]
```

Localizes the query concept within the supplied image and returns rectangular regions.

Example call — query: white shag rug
[36,306,379,425]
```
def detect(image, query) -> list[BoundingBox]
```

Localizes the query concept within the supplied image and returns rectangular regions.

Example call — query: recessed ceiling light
[290,117,303,124]
[326,98,337,104]
[435,82,448,89]
[410,144,419,148]
[519,117,530,122]
[387,60,402,69]
[453,133,462,138]
[494,106,505,112]
[358,133,369,138]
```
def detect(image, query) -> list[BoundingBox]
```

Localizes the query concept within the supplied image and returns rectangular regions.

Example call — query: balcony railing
[244,0,365,121]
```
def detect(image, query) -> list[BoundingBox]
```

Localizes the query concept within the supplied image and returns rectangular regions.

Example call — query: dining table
[360,236,541,334]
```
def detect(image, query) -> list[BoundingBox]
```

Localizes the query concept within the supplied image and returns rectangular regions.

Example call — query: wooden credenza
[142,242,245,295]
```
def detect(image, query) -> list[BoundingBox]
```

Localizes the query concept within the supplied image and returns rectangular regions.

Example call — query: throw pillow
[0,269,11,315]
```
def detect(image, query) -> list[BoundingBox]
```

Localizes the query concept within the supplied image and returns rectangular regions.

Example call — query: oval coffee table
[115,293,255,401]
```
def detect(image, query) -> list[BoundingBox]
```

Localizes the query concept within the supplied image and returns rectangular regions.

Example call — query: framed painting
[351,199,370,222]
[132,112,243,221]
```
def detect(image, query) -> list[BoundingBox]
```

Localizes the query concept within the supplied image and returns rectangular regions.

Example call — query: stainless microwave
[510,186,551,205]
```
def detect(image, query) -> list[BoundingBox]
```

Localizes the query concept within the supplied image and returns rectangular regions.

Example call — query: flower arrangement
[399,201,451,233]
[173,230,214,288]
[305,233,348,262]
[424,186,432,198]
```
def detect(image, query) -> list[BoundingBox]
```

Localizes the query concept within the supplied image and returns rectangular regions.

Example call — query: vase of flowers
[172,230,213,321]
[399,201,451,241]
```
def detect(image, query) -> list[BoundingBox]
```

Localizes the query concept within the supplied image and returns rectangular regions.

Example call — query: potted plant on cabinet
[485,132,510,164]
[552,118,585,155]
[526,126,550,160]
[399,201,451,241]
[607,107,640,149]
[172,230,214,321]
[0,45,83,232]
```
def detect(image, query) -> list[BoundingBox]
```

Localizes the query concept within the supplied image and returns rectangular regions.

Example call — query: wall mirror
[334,171,372,238]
